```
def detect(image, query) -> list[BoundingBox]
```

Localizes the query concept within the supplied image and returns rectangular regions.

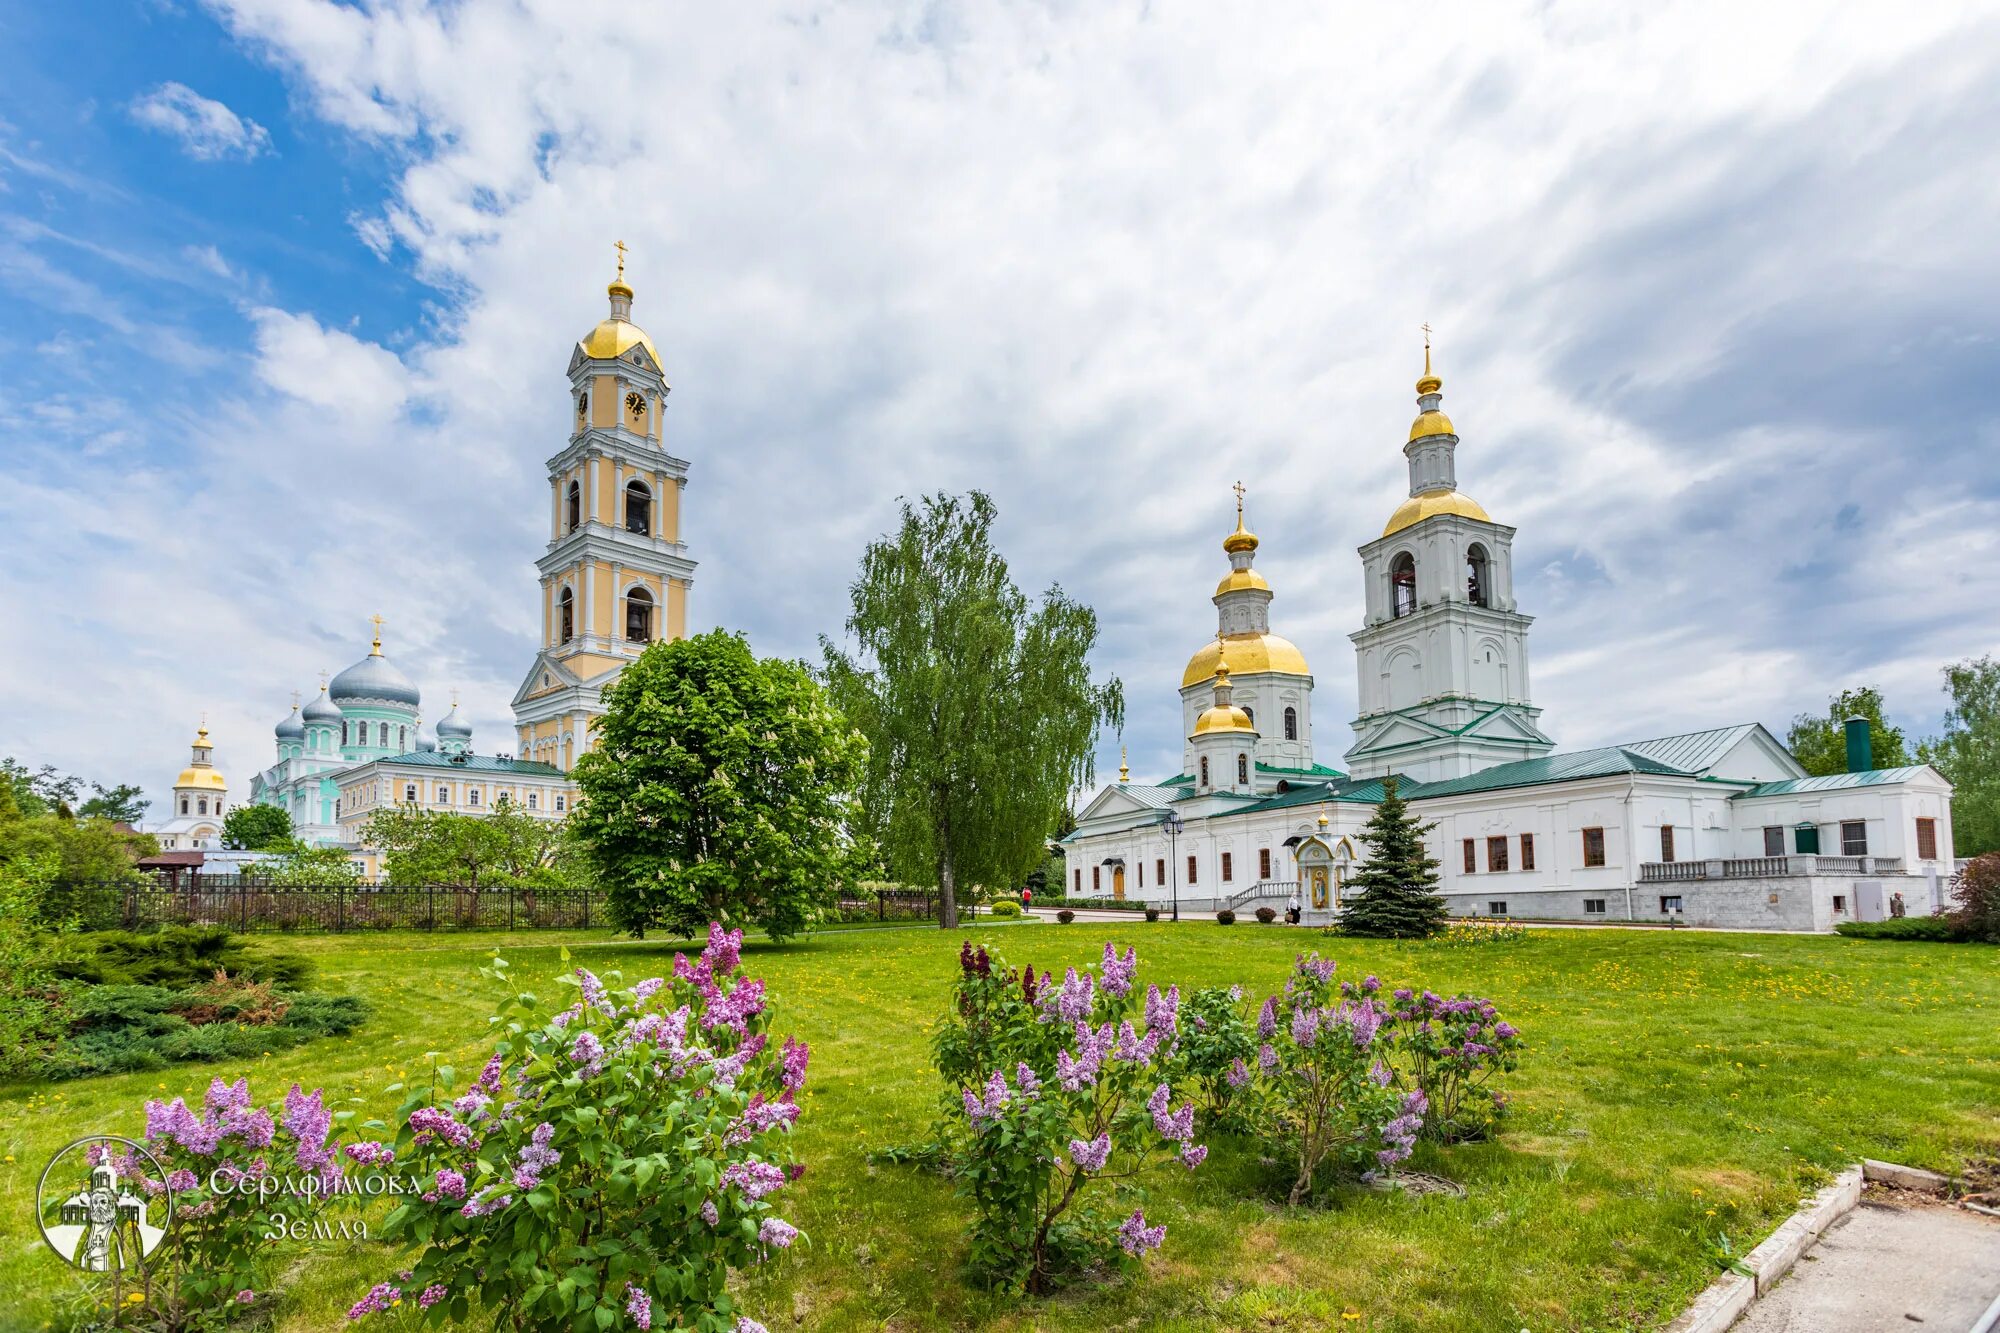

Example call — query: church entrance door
[1112,865,1126,901]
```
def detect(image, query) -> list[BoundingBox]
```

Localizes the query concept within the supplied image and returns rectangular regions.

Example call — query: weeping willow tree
[821,492,1123,928]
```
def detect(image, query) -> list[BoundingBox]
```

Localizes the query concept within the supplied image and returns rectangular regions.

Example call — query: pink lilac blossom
[1099,942,1138,998]
[699,1199,719,1226]
[704,922,744,975]
[726,1094,801,1145]
[409,1107,479,1152]
[165,1169,198,1192]
[702,976,767,1035]
[708,1033,767,1087]
[473,1051,506,1095]
[235,1290,256,1304]
[460,1190,513,1218]
[344,1141,395,1166]
[779,1037,811,1092]
[624,1282,653,1329]
[569,1030,606,1077]
[346,1282,402,1319]
[1178,1144,1208,1169]
[634,976,665,1003]
[426,1168,467,1202]
[418,1285,447,1310]
[737,1320,770,1333]
[1117,1209,1167,1256]
[721,1160,787,1200]
[453,1089,492,1122]
[758,1218,799,1249]
[1067,1133,1111,1172]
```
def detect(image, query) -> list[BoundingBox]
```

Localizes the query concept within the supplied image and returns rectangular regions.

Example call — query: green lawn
[2,924,1995,1332]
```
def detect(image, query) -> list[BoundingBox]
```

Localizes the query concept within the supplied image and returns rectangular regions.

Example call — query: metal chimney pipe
[1844,717,1873,773]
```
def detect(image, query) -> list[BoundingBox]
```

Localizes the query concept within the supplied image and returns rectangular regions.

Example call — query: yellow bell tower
[511,246,698,771]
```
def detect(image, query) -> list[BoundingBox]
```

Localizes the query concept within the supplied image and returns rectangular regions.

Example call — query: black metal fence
[54,880,960,934]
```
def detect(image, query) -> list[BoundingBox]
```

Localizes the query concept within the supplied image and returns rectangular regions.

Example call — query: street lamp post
[1161,811,1184,922]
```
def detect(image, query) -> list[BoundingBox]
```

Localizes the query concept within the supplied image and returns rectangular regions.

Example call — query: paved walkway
[1733,1195,2000,1332]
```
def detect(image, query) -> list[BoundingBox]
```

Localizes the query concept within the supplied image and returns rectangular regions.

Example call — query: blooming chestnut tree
[1249,953,1427,1205]
[942,941,1204,1293]
[344,927,807,1332]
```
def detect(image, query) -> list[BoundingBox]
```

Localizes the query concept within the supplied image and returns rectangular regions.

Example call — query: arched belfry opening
[1390,552,1417,618]
[1466,543,1490,607]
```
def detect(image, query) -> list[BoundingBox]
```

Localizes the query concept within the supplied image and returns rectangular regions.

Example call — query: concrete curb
[1862,1158,1952,1193]
[1663,1165,1867,1332]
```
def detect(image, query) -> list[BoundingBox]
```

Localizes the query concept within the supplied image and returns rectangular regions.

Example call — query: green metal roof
[367,751,567,777]
[1398,746,1691,800]
[1619,724,1761,773]
[1238,776,1393,813]
[1731,766,1932,799]
[1256,761,1348,779]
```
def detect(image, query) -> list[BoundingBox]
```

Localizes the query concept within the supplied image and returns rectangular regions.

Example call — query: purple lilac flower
[634,977,665,1003]
[1369,1060,1393,1087]
[1290,1007,1321,1048]
[727,1094,801,1145]
[1143,984,1180,1036]
[344,1141,396,1166]
[1257,996,1279,1039]
[625,1282,653,1329]
[418,1285,447,1310]
[1112,1021,1142,1062]
[721,1160,787,1200]
[1226,1058,1250,1088]
[1258,1042,1279,1072]
[206,1077,251,1117]
[569,1030,606,1077]
[703,922,744,976]
[165,1169,198,1192]
[283,1085,337,1177]
[453,1089,493,1122]
[1044,968,1095,1024]
[235,1290,256,1304]
[460,1190,513,1218]
[409,1107,479,1152]
[576,967,613,1015]
[1067,1133,1111,1172]
[1117,1209,1167,1256]
[513,1122,562,1190]
[1494,1020,1517,1040]
[1099,942,1138,998]
[702,977,768,1035]
[1146,1084,1194,1142]
[708,1034,766,1088]
[1297,953,1337,984]
[963,1069,1010,1126]
[428,1168,467,1202]
[1227,984,1243,1002]
[779,1037,811,1092]
[1014,1062,1040,1097]
[346,1283,402,1319]
[759,1217,799,1249]
[1345,999,1383,1048]
[737,1320,771,1333]
[699,1198,719,1226]
[1179,1144,1208,1169]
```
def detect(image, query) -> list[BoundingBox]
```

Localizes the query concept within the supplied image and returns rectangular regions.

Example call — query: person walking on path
[1286,890,1302,925]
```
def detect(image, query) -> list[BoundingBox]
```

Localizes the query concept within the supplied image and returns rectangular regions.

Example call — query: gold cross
[1232,479,1246,521]
[371,613,385,655]
[614,239,627,280]
[1421,321,1432,350]
[291,690,301,710]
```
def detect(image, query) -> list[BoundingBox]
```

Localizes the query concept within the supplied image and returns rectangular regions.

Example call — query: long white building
[1064,356,1956,932]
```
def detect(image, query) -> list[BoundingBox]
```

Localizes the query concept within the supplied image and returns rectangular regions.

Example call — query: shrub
[933,942,1205,1293]
[1168,985,1257,1133]
[1426,918,1528,948]
[45,986,370,1081]
[1381,987,1523,1141]
[1255,906,1277,924]
[0,853,69,1078]
[1946,853,2000,943]
[1246,954,1424,1204]
[49,926,313,989]
[989,900,1022,918]
[1144,907,1160,922]
[1056,909,1075,924]
[1836,915,1961,941]
[1216,909,1236,925]
[346,928,806,1331]
[113,1076,350,1325]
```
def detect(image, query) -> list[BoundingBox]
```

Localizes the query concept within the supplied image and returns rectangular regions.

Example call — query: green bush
[1055,908,1075,924]
[1216,909,1236,925]
[44,984,369,1080]
[48,925,313,988]
[988,900,1021,918]
[1835,915,1963,942]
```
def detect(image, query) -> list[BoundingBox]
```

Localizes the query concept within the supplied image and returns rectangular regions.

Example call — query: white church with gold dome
[1065,353,1958,932]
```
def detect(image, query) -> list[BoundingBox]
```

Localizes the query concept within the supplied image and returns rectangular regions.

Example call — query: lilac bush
[1382,986,1524,1141]
[1247,953,1427,1205]
[342,927,806,1331]
[938,941,1205,1292]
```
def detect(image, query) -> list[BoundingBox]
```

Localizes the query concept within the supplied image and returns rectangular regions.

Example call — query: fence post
[240,883,248,931]
[582,890,590,930]
[336,884,345,933]
[428,883,436,931]
[509,889,516,931]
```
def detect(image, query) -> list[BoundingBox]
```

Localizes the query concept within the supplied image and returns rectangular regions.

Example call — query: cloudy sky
[3,0,1997,816]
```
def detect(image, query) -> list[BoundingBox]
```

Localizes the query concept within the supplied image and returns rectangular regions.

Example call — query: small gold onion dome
[1416,341,1442,395]
[1409,343,1452,440]
[1222,513,1259,555]
[1317,810,1329,828]
[1192,661,1257,735]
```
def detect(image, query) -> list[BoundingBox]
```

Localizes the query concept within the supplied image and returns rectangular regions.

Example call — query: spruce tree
[1338,777,1448,938]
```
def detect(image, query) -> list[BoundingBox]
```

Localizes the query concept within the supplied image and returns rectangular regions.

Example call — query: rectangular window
[1259,848,1272,879]
[1137,860,1144,888]
[1660,825,1676,863]
[1187,855,1198,886]
[1463,838,1477,873]
[1092,865,1101,892]
[1074,868,1081,893]
[1156,858,1166,886]
[437,785,449,804]
[1916,818,1938,860]
[1487,901,1508,916]
[1583,898,1606,915]
[527,792,538,810]
[1841,821,1868,856]
[1833,895,1847,913]
[554,794,566,812]
[1660,895,1683,914]
[1520,833,1536,871]
[1221,852,1233,882]
[468,789,481,807]
[1582,827,1606,867]
[1763,825,1785,857]
[1487,836,1510,872]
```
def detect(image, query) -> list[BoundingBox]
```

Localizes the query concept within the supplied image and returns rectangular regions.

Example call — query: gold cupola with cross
[1179,482,1317,779]
[512,245,698,772]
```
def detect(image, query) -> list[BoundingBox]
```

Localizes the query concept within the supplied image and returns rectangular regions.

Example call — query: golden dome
[1181,633,1310,688]
[1382,488,1491,538]
[1222,520,1259,555]
[175,766,227,791]
[1215,567,1270,595]
[1193,702,1256,735]
[580,316,661,366]
[1416,341,1442,396]
[1408,409,1455,442]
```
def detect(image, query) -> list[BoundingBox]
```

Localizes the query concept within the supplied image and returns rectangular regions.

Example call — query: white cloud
[9,1,2000,807]
[129,82,271,161]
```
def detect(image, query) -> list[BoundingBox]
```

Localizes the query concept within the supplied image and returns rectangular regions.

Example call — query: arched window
[378,721,390,747]
[1390,552,1417,618]
[341,721,350,745]
[1284,706,1298,740]
[558,587,575,643]
[625,586,654,643]
[197,797,208,815]
[1243,706,1254,727]
[1236,753,1249,785]
[566,480,581,532]
[1466,543,1490,607]
[180,797,189,815]
[625,481,652,537]
[399,725,408,750]
[1199,755,1210,787]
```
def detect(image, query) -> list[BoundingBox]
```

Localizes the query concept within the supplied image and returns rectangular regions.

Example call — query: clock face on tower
[625,392,645,419]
